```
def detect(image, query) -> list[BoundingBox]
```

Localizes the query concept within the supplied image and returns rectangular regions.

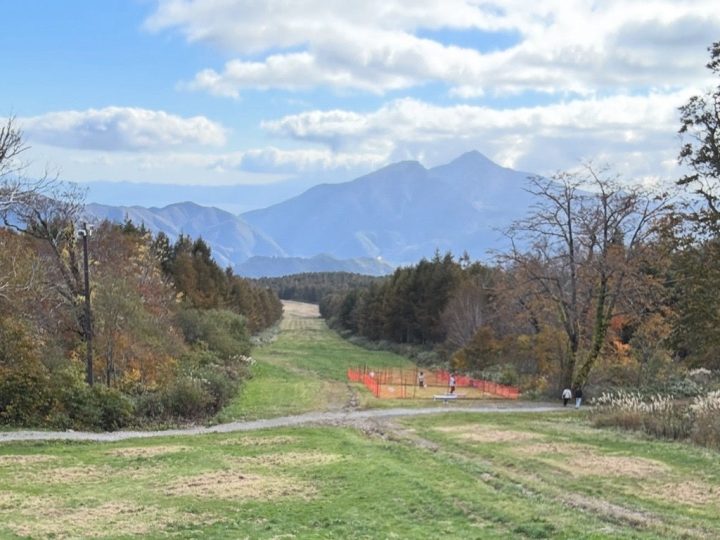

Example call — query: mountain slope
[85,202,285,269]
[242,151,534,263]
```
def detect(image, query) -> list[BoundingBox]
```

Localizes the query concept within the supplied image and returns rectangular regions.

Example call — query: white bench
[433,394,458,403]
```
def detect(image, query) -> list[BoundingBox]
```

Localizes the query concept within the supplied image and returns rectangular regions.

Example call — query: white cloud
[20,107,227,151]
[147,0,720,96]
[261,91,694,179]
[215,147,386,174]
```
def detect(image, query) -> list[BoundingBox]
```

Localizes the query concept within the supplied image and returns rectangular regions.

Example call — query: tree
[0,120,94,378]
[441,267,495,352]
[677,41,720,231]
[504,165,672,389]
[672,42,720,369]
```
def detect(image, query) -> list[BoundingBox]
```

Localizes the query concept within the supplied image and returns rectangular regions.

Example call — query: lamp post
[78,223,93,386]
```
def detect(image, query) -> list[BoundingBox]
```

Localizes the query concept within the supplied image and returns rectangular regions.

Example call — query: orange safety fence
[347,367,519,399]
[347,367,380,397]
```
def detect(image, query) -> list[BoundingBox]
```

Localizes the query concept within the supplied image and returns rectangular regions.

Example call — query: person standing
[449,373,456,394]
[418,371,425,388]
[574,387,583,409]
[562,387,572,407]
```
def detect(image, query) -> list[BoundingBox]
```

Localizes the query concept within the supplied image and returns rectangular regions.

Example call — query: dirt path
[0,403,562,443]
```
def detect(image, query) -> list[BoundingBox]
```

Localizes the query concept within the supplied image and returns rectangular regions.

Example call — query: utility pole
[79,223,93,386]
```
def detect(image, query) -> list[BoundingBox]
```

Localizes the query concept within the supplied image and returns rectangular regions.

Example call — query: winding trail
[0,403,562,443]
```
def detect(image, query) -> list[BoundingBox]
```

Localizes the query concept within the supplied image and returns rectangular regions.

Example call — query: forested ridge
[0,166,282,429]
[254,272,385,304]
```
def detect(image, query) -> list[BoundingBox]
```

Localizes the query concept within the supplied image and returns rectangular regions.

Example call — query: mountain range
[85,151,536,276]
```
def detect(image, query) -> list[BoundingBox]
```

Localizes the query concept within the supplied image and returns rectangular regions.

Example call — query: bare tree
[503,165,672,389]
[441,275,493,352]
[0,116,91,375]
[677,41,720,231]
[0,117,56,215]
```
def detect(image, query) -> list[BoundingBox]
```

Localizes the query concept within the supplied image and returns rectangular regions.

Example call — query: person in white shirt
[562,388,572,407]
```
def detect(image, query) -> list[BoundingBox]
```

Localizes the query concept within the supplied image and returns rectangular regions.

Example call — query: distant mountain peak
[445,150,499,169]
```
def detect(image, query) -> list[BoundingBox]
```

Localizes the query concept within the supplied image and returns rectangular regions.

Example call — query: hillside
[242,151,534,264]
[85,202,285,269]
[84,151,537,273]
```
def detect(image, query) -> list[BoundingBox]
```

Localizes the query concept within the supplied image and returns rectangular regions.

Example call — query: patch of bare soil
[435,424,540,443]
[162,471,317,501]
[644,480,720,506]
[105,445,190,458]
[0,494,210,539]
[231,451,343,468]
[0,454,57,466]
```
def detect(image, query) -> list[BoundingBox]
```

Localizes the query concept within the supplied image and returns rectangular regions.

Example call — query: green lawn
[2,412,720,538]
[2,301,719,538]
[218,301,415,421]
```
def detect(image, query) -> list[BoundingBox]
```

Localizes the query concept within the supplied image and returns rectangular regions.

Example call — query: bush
[197,366,238,414]
[134,391,165,421]
[591,391,692,442]
[162,376,212,419]
[689,391,720,449]
[176,309,251,360]
[33,367,132,431]
[91,385,134,431]
[0,363,53,426]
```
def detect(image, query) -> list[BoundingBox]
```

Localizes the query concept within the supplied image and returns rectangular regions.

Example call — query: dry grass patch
[231,451,343,468]
[559,453,668,478]
[163,470,317,501]
[1,497,210,539]
[40,465,112,483]
[0,492,48,510]
[511,441,669,478]
[10,463,157,486]
[0,454,57,466]
[643,480,720,506]
[435,424,540,444]
[282,300,320,319]
[514,442,594,456]
[217,435,299,447]
[105,445,190,458]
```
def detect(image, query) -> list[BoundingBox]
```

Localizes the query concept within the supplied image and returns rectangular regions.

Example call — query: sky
[2,0,719,188]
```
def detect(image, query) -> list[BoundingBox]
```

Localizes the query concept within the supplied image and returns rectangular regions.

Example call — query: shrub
[161,376,212,419]
[689,391,720,449]
[0,363,53,426]
[196,366,238,414]
[36,367,132,431]
[176,309,251,360]
[91,385,134,431]
[591,391,691,441]
[133,390,165,420]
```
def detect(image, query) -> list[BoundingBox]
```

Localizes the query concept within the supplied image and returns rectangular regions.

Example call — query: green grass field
[2,412,720,538]
[1,301,719,539]
[217,301,415,421]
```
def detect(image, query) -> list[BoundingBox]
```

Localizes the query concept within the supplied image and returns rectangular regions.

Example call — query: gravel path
[0,402,563,443]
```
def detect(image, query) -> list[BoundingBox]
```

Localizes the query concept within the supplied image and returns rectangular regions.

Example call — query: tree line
[322,42,720,396]
[254,272,384,304]
[0,146,282,428]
